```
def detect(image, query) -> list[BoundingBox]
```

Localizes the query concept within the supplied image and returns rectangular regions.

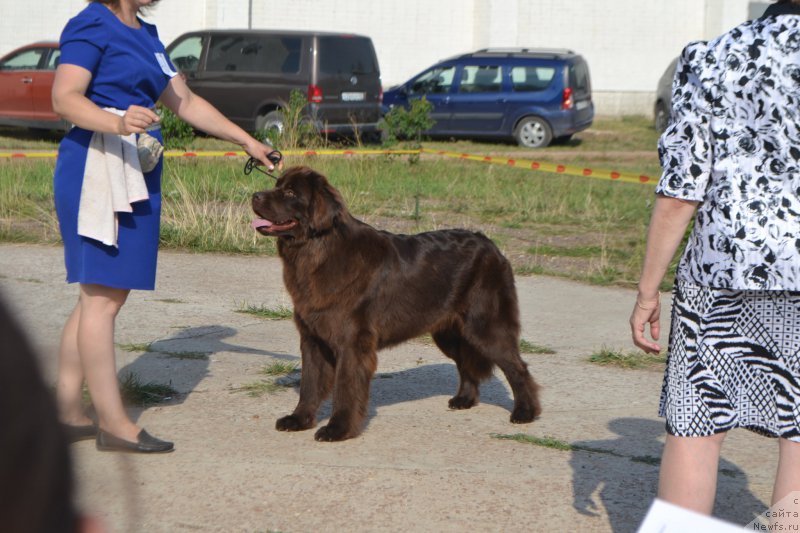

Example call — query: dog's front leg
[276,330,334,432]
[314,339,377,442]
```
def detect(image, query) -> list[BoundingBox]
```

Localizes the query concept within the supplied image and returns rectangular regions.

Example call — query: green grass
[0,116,671,288]
[230,361,300,397]
[416,115,660,155]
[414,334,435,345]
[519,339,556,355]
[491,433,573,450]
[117,341,209,360]
[236,303,294,320]
[117,342,153,353]
[491,433,661,466]
[588,347,666,369]
[230,380,288,398]
[260,361,299,376]
[118,373,177,406]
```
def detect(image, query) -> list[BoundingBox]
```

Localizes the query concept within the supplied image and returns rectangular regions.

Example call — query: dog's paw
[314,424,351,442]
[510,405,539,424]
[276,414,312,432]
[448,395,477,410]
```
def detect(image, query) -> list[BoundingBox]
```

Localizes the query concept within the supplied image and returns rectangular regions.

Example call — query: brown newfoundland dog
[251,166,541,441]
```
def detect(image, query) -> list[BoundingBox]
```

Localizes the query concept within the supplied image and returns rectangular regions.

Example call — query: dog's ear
[309,171,345,233]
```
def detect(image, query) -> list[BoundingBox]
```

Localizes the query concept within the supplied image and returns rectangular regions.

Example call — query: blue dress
[54,2,176,290]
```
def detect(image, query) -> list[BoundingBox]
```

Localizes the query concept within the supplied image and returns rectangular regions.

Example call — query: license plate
[341,91,365,102]
[576,100,590,110]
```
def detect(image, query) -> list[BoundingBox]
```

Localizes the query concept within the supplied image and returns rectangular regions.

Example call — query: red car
[0,41,68,131]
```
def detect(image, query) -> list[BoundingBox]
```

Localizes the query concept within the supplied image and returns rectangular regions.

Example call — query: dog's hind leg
[314,331,378,442]
[493,346,541,423]
[276,331,335,432]
[466,325,541,423]
[461,282,541,423]
[433,326,493,410]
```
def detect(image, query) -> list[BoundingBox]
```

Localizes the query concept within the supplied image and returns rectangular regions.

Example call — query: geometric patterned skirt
[659,279,800,442]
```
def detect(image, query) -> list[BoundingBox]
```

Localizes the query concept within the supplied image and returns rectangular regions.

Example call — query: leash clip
[244,150,283,181]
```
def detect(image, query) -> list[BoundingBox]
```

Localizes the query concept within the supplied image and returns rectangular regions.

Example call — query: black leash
[244,150,283,181]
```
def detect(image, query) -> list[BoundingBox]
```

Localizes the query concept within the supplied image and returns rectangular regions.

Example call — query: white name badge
[155,52,178,77]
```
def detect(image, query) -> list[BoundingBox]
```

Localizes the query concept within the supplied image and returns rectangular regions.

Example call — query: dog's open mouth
[251,218,298,235]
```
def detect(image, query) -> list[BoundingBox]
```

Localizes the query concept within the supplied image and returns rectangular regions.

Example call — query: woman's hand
[241,137,282,171]
[118,105,160,135]
[630,292,662,354]
[630,195,698,354]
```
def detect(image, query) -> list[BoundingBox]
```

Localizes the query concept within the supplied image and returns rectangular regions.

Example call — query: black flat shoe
[62,423,98,443]
[96,429,174,454]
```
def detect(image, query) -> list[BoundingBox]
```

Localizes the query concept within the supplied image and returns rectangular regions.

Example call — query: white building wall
[0,0,765,116]
[247,0,479,99]
[0,0,86,48]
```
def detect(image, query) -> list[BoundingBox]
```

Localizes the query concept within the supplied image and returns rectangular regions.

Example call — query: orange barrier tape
[0,148,655,185]
[418,148,656,186]
[0,151,57,158]
[0,149,420,159]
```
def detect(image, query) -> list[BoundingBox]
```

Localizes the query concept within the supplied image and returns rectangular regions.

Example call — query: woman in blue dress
[52,0,277,453]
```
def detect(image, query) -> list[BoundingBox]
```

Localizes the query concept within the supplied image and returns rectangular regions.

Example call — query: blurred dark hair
[0,296,78,533]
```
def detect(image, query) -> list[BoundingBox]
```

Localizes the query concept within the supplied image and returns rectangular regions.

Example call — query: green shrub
[157,105,194,150]
[254,90,319,149]
[380,97,435,147]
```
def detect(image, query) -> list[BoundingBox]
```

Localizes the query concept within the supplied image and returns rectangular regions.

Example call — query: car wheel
[361,130,387,144]
[514,117,552,148]
[654,101,669,133]
[256,110,284,137]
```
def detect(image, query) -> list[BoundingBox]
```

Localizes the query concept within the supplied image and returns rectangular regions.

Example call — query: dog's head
[251,166,346,240]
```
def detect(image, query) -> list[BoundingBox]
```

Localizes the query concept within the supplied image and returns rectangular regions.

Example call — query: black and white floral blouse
[657,3,800,291]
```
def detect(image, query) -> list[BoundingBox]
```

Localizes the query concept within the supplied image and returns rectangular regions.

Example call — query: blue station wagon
[383,48,594,148]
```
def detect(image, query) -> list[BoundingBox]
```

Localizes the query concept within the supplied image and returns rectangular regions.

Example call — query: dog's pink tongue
[251,218,273,230]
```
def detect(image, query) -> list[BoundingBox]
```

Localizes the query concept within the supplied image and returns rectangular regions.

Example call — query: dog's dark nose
[252,192,265,202]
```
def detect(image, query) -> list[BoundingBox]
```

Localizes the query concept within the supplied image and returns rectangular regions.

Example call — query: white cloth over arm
[77,108,149,247]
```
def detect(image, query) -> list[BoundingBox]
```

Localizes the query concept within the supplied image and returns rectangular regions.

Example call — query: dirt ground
[0,243,777,533]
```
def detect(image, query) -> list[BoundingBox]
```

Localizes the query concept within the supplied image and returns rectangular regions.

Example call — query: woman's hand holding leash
[244,147,283,181]
[242,138,283,174]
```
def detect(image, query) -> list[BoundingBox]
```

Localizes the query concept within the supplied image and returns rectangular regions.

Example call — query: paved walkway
[0,244,774,532]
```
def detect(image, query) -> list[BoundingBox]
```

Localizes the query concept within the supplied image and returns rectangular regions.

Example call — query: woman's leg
[772,439,800,520]
[76,283,140,442]
[55,301,93,426]
[657,432,727,514]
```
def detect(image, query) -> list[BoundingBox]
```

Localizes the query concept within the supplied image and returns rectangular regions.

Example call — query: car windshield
[408,66,456,95]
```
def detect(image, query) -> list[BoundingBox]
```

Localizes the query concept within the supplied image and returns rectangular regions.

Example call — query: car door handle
[21,77,33,84]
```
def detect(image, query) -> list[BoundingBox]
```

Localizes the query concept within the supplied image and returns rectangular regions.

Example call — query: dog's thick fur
[251,166,541,441]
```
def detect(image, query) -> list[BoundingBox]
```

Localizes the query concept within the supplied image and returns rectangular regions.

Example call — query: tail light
[378,86,383,104]
[308,84,323,104]
[561,87,574,110]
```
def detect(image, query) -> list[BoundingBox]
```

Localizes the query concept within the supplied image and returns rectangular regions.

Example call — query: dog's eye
[283,189,296,198]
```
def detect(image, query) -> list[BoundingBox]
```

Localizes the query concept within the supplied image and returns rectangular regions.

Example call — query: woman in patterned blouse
[631,0,800,521]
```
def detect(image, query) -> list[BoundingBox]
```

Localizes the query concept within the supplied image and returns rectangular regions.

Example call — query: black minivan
[166,30,382,137]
